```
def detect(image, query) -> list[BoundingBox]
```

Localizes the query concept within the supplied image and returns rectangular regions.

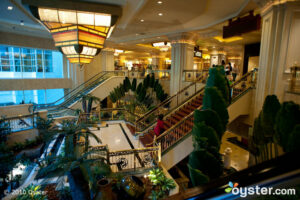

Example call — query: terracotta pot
[120,176,145,200]
[94,178,115,200]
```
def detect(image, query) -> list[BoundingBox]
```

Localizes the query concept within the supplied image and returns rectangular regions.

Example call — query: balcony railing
[0,113,37,132]
[152,70,257,154]
[89,145,160,173]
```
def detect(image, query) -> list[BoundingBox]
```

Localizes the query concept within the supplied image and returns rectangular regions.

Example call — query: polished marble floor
[89,122,140,151]
[220,131,249,171]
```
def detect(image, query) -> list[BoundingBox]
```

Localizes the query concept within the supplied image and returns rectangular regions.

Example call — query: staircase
[33,71,125,116]
[134,70,257,169]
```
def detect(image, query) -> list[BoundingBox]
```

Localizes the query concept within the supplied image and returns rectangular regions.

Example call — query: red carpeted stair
[139,94,203,146]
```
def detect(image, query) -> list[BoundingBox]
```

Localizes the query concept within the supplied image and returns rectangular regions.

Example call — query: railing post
[158,143,161,163]
[134,149,136,171]
[106,145,110,165]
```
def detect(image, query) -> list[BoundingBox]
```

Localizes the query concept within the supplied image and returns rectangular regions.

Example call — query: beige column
[168,33,195,95]
[253,0,300,117]
[101,48,115,71]
[210,51,226,67]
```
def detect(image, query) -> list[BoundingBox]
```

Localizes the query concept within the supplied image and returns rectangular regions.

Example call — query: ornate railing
[134,70,209,134]
[0,113,38,132]
[153,70,257,153]
[89,145,160,173]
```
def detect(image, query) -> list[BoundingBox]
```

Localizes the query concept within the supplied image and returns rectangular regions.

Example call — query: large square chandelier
[22,0,121,65]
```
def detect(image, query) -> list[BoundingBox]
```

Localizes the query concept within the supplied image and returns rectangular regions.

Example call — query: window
[0,89,65,106]
[0,45,65,79]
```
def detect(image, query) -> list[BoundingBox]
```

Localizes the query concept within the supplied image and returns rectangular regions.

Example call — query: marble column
[253,0,300,117]
[169,33,195,95]
[101,48,115,71]
[210,52,226,67]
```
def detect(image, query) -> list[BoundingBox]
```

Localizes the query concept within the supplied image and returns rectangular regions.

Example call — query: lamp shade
[23,0,121,65]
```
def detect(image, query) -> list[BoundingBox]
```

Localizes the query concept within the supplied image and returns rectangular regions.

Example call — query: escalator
[33,71,125,117]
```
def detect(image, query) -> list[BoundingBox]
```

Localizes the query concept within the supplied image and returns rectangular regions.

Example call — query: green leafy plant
[148,168,176,200]
[16,184,47,200]
[0,116,11,142]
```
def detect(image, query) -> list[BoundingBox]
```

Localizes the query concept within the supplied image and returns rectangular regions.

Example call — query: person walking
[232,66,239,81]
[154,114,165,137]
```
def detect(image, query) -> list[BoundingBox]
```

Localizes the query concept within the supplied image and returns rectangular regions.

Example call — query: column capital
[254,0,299,16]
[101,48,114,52]
[167,32,196,45]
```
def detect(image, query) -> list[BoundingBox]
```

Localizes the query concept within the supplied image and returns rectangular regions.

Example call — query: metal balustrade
[0,114,37,132]
[152,70,257,154]
[89,145,160,173]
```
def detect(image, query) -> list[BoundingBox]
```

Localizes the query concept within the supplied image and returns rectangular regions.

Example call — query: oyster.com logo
[225,181,239,193]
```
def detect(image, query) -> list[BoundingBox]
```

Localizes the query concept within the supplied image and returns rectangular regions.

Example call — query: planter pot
[120,176,145,200]
[95,178,116,200]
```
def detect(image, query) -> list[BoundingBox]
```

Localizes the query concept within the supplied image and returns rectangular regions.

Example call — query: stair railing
[135,70,209,134]
[152,70,257,154]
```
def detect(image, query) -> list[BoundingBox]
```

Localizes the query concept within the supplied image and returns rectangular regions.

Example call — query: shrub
[275,101,300,151]
[187,164,209,187]
[202,87,229,130]
[287,125,300,152]
[194,109,224,139]
[261,95,281,139]
[188,149,223,179]
[192,121,220,150]
[206,67,230,104]
[131,78,137,91]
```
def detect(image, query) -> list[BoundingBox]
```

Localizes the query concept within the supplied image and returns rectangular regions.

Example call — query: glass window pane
[46,88,64,104]
[0,45,64,79]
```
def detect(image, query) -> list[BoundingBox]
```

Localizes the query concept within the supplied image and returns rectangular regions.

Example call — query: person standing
[154,114,165,137]
[232,66,239,81]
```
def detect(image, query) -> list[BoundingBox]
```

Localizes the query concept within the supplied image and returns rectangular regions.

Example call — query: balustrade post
[134,149,136,170]
[158,143,161,163]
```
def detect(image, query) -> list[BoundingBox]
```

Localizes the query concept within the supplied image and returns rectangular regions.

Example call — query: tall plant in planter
[251,96,300,163]
[188,68,229,187]
[275,101,300,152]
[37,120,102,200]
[205,67,230,105]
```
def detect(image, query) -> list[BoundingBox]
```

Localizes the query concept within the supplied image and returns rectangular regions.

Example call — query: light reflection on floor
[89,123,139,151]
[220,131,249,171]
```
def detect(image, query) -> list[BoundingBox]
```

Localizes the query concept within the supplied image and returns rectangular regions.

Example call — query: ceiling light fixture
[157,1,163,4]
[158,13,163,16]
[152,41,171,51]
[7,6,13,10]
[20,20,24,26]
[22,0,121,65]
[214,36,243,43]
[140,19,144,22]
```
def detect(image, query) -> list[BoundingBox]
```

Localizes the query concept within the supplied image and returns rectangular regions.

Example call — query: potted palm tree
[37,119,103,200]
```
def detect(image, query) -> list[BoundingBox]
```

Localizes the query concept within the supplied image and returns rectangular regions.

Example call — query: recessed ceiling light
[213,46,215,48]
[20,20,24,26]
[157,37,161,39]
[140,19,144,22]
[136,33,139,36]
[157,1,163,4]
[7,6,13,10]
[158,13,163,16]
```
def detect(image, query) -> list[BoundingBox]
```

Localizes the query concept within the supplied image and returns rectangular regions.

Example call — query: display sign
[194,50,202,58]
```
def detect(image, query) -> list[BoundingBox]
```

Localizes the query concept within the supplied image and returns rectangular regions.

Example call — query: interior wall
[0,31,55,50]
[248,56,259,72]
[84,53,102,81]
[0,78,72,91]
[243,43,260,74]
[285,12,300,71]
